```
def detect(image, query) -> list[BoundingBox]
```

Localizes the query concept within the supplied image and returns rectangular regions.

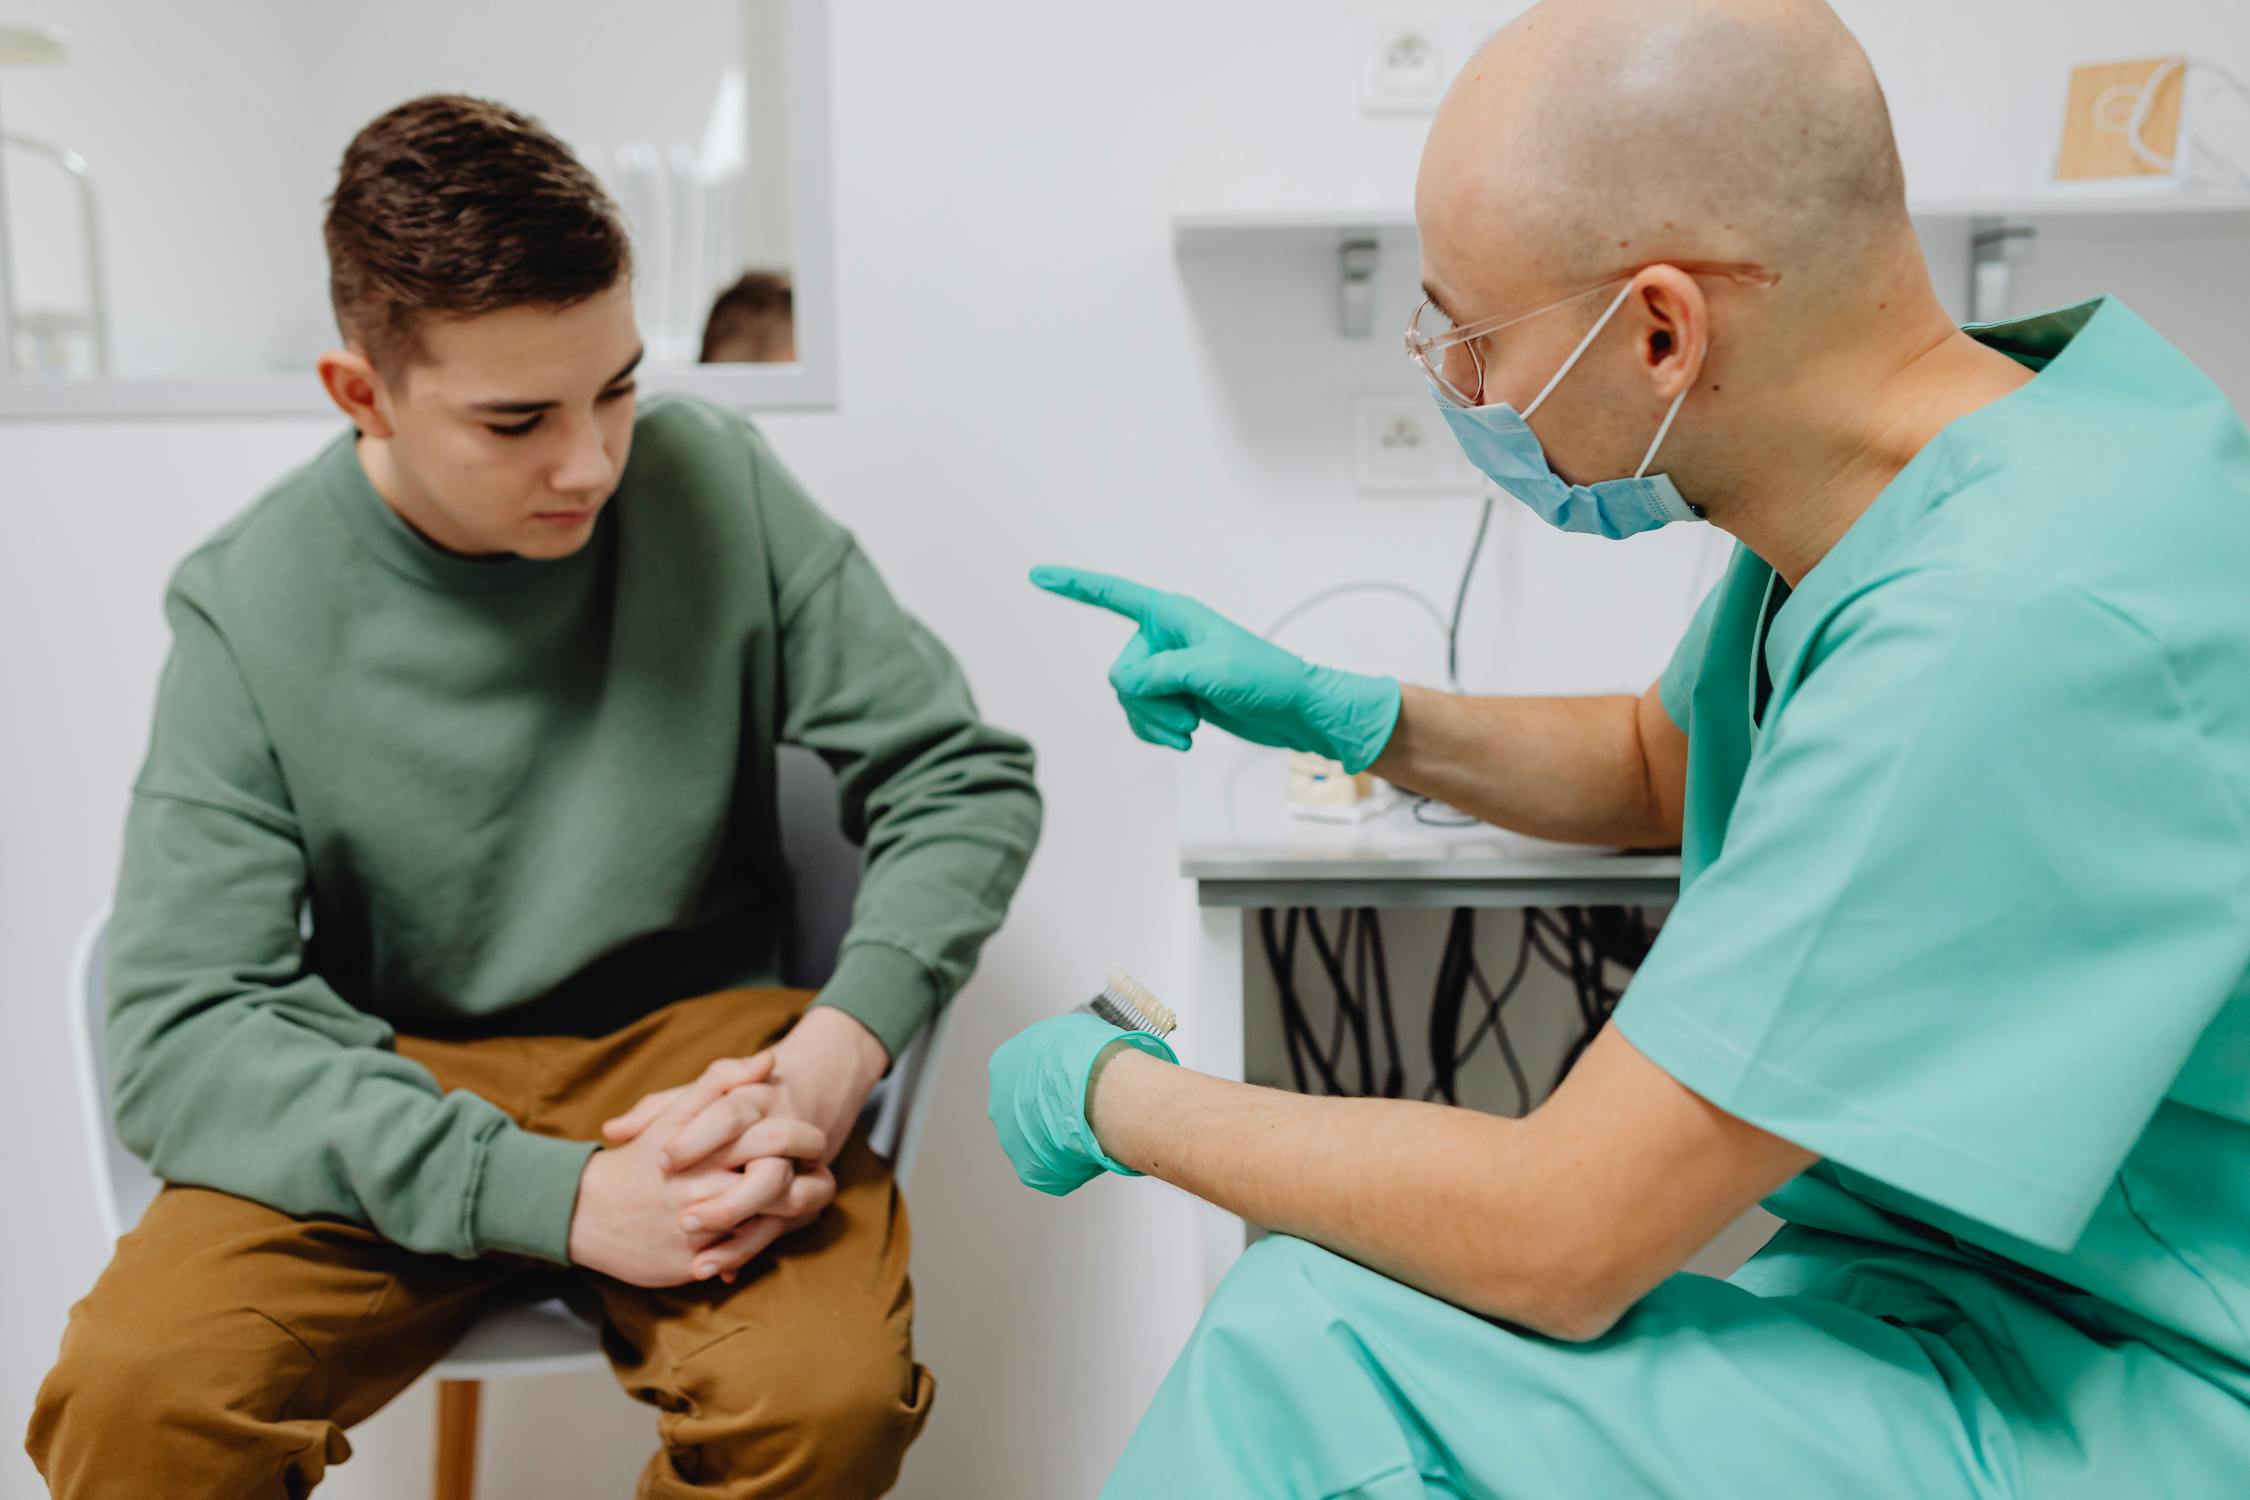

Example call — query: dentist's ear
[316,344,396,439]
[1628,266,1711,403]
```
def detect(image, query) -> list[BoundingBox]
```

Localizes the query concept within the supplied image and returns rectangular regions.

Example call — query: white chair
[68,745,951,1500]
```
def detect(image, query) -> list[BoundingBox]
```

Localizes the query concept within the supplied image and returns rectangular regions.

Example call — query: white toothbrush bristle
[1102,969,1178,1038]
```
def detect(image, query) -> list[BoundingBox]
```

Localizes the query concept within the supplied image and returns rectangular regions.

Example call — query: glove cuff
[1308,667,1403,774]
[1075,1030,1178,1178]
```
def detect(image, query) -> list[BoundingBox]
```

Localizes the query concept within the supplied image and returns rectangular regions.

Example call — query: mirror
[0,0,832,414]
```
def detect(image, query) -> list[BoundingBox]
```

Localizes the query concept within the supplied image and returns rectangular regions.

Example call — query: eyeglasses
[1405,261,1780,409]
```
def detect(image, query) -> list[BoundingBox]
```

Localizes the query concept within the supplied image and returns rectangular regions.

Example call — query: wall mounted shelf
[1174,190,2250,332]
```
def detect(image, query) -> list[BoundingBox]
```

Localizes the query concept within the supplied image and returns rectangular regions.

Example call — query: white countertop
[1177,748,1682,893]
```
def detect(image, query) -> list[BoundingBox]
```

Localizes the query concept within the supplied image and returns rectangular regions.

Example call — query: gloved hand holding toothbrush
[988,974,1180,1195]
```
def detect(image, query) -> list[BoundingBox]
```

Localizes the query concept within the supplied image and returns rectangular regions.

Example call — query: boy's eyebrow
[471,349,646,414]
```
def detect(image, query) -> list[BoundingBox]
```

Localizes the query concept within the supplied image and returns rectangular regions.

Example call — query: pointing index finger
[1029,565,1162,624]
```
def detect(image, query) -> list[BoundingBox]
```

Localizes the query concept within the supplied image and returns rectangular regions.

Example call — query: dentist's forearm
[1371,682,1682,847]
[1086,1047,1599,1337]
[1084,1028,1812,1344]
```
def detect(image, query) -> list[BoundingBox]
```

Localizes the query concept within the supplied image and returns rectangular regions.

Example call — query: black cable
[1260,907,1307,1094]
[1410,797,1478,827]
[1354,907,1371,1078]
[1587,905,1657,968]
[1522,910,1578,997]
[1362,909,1405,1098]
[1351,909,1377,1093]
[1529,906,1656,1091]
[1263,905,1424,1100]
[1427,914,1485,1103]
[1320,911,1354,1078]
[1474,953,1534,1117]
[1562,910,1600,1035]
[1424,908,1477,1106]
[1461,917,1536,1115]
[1275,896,1655,1105]
[1410,493,1501,831]
[1446,494,1496,690]
[1421,908,1540,1111]
[1262,907,1344,1096]
[1305,910,1375,1096]
[1315,918,1354,1095]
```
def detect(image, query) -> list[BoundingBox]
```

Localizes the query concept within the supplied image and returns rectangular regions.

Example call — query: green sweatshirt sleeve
[105,574,597,1262]
[754,434,1044,1058]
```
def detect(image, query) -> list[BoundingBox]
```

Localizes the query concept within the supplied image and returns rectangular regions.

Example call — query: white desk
[1177,749,1682,1295]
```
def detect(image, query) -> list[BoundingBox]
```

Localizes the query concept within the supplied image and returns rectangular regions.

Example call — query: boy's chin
[510,511,601,558]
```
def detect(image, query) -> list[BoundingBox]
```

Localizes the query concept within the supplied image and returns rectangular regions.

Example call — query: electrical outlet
[1353,395,1475,494]
[1360,11,1451,115]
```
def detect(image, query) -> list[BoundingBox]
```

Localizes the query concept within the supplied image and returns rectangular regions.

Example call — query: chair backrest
[775,745,946,1180]
[774,745,857,991]
[73,744,951,1241]
[70,914,151,1243]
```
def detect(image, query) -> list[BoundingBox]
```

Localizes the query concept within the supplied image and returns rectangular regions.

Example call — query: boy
[29,94,1040,1498]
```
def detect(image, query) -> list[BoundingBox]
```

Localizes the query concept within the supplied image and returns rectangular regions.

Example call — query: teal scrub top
[1618,297,2250,1401]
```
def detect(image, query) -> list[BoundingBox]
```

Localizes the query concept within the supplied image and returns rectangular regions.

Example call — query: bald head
[1408,0,2033,581]
[1417,0,1911,311]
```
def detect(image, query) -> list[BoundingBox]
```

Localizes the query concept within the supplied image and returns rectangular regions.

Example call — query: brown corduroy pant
[27,987,934,1498]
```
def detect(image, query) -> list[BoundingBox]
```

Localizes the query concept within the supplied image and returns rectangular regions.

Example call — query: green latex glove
[1031,566,1403,774]
[987,1013,1178,1196]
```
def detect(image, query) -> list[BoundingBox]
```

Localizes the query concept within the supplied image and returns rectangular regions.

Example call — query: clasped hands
[567,1006,888,1288]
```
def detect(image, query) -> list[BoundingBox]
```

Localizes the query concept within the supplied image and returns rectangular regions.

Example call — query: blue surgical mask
[1433,281,1700,540]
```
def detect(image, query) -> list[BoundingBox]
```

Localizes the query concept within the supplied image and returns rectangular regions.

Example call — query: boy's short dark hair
[324,94,631,374]
[699,270,795,363]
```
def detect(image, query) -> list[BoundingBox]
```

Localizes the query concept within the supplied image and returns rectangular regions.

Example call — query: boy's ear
[316,345,396,439]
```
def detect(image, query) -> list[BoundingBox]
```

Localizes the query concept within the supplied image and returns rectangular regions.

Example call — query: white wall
[2,0,324,376]
[4,2,2248,1496]
[1,0,746,376]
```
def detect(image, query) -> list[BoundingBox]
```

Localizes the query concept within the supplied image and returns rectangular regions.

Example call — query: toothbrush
[1079,969,1178,1039]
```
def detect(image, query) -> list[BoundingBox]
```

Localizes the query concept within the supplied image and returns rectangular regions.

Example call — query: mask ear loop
[1520,276,1695,496]
[1634,386,1690,478]
[1521,281,1635,419]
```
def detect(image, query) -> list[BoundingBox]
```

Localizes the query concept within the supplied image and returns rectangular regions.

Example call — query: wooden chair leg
[434,1379,482,1500]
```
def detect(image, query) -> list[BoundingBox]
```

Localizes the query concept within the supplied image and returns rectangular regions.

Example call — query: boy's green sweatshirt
[107,395,1041,1264]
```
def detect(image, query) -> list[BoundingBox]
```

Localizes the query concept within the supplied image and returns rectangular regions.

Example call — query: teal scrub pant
[1104,1235,2248,1499]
